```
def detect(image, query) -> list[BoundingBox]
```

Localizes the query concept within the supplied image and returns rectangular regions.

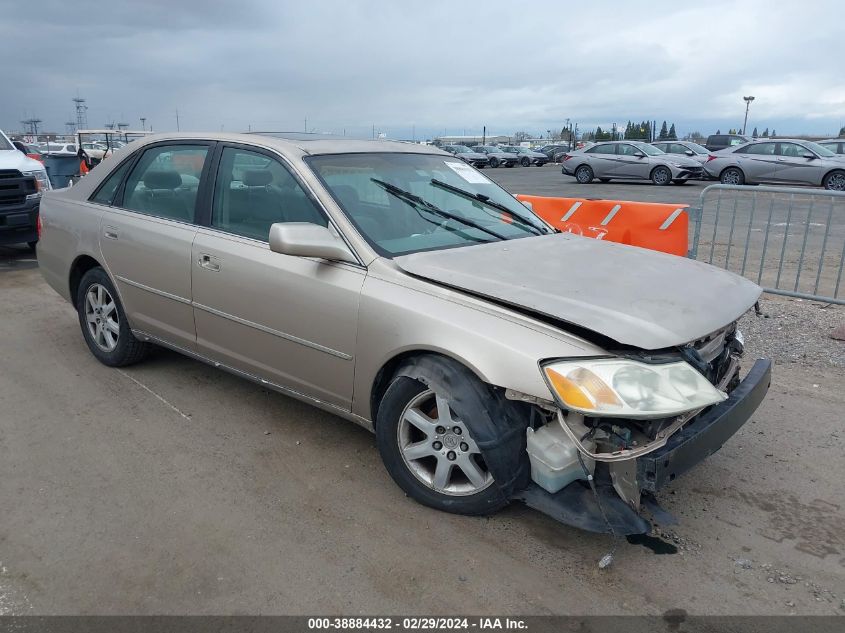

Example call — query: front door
[191,145,365,409]
[99,142,213,350]
[775,142,825,185]
[735,142,779,183]
[615,143,651,179]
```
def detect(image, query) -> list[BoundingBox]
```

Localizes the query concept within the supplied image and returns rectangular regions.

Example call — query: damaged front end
[512,324,772,535]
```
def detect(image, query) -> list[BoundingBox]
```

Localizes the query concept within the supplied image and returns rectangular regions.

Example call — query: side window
[121,145,209,222]
[617,144,639,156]
[778,143,807,158]
[652,143,667,152]
[586,144,615,154]
[741,143,776,155]
[670,143,688,154]
[90,158,134,205]
[212,147,327,241]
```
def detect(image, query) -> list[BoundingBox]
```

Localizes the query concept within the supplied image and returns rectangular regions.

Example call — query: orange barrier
[516,194,689,256]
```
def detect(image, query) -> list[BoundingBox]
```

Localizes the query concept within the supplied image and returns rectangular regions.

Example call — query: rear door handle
[198,253,220,272]
[103,226,119,240]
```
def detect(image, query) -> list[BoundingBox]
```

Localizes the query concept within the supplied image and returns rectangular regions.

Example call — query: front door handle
[103,226,119,240]
[198,253,221,272]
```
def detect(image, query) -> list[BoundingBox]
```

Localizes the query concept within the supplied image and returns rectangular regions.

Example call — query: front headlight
[23,169,51,197]
[542,358,727,418]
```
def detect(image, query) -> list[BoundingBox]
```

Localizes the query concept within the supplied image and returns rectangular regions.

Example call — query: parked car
[37,132,770,535]
[12,141,45,164]
[473,145,518,168]
[41,142,78,156]
[81,142,113,162]
[651,140,711,164]
[441,144,489,168]
[817,139,845,155]
[702,139,845,190]
[0,129,51,249]
[561,141,704,185]
[705,134,750,152]
[499,146,549,167]
[535,144,572,162]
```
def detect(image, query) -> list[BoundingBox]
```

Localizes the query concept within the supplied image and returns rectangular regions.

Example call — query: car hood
[394,233,761,350]
[461,152,487,159]
[0,149,44,172]
[489,152,516,159]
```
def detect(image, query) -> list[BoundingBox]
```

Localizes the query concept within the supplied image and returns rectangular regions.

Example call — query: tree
[689,131,704,141]
[771,129,776,137]
[752,127,758,137]
[659,120,669,140]
[728,128,737,134]
[762,128,769,137]
[839,126,845,137]
[668,123,677,140]
[716,129,721,135]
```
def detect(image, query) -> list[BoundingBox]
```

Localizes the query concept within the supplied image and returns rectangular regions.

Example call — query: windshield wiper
[429,178,549,235]
[370,178,507,241]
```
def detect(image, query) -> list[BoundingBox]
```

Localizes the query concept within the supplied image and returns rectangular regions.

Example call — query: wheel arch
[369,349,488,428]
[822,167,845,187]
[69,254,105,309]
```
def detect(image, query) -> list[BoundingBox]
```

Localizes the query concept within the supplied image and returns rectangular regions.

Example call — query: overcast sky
[2,0,843,139]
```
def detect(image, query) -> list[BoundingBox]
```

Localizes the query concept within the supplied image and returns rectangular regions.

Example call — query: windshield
[307,153,550,257]
[451,146,471,153]
[0,133,13,151]
[634,143,664,156]
[803,141,836,158]
[686,142,708,154]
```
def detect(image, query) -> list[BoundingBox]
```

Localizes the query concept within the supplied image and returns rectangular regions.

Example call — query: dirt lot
[1,199,844,616]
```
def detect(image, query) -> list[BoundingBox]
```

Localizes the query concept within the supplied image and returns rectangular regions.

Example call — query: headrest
[243,170,273,187]
[331,184,361,206]
[144,170,182,190]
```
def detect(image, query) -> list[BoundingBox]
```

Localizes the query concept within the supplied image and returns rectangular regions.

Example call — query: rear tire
[823,170,845,191]
[76,267,151,367]
[376,371,507,516]
[489,157,500,168]
[720,167,745,185]
[651,166,672,186]
[575,165,594,183]
[521,157,531,167]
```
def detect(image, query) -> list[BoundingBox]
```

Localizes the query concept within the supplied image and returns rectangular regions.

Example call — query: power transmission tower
[73,96,88,129]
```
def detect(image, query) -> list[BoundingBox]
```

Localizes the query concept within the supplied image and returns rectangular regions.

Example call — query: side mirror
[685,150,695,156]
[634,151,646,158]
[268,222,357,263]
[802,153,816,160]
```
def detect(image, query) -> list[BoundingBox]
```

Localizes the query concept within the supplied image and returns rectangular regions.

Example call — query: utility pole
[742,96,755,135]
[73,96,88,129]
[175,109,180,132]
[482,125,486,145]
[140,117,146,131]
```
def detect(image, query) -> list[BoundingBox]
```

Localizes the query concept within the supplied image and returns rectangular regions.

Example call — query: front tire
[651,166,672,186]
[376,373,507,516]
[76,267,150,367]
[823,170,845,191]
[489,157,500,168]
[575,165,594,183]
[720,167,745,185]
[521,156,531,167]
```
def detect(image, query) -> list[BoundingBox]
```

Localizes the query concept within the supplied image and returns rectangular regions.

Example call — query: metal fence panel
[688,184,845,305]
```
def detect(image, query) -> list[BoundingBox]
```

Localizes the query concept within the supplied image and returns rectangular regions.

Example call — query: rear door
[191,144,365,409]
[734,142,778,183]
[583,143,617,177]
[99,141,213,350]
[775,142,825,185]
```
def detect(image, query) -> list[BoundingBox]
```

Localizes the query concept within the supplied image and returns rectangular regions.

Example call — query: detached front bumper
[516,358,772,534]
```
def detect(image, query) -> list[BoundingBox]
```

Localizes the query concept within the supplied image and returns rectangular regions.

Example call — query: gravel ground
[741,295,845,369]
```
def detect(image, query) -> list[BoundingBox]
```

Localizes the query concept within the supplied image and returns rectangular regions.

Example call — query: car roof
[117,132,446,159]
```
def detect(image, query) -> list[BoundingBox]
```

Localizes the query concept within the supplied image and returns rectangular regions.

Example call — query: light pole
[140,117,146,131]
[742,96,755,135]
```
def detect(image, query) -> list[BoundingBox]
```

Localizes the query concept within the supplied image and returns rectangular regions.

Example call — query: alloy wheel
[825,172,845,191]
[84,283,120,352]
[397,389,493,496]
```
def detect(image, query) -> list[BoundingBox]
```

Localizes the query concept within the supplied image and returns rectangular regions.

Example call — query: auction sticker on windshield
[444,160,490,184]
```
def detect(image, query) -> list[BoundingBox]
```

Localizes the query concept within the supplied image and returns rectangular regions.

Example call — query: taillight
[706,155,718,162]
[563,154,573,161]
[36,213,42,239]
